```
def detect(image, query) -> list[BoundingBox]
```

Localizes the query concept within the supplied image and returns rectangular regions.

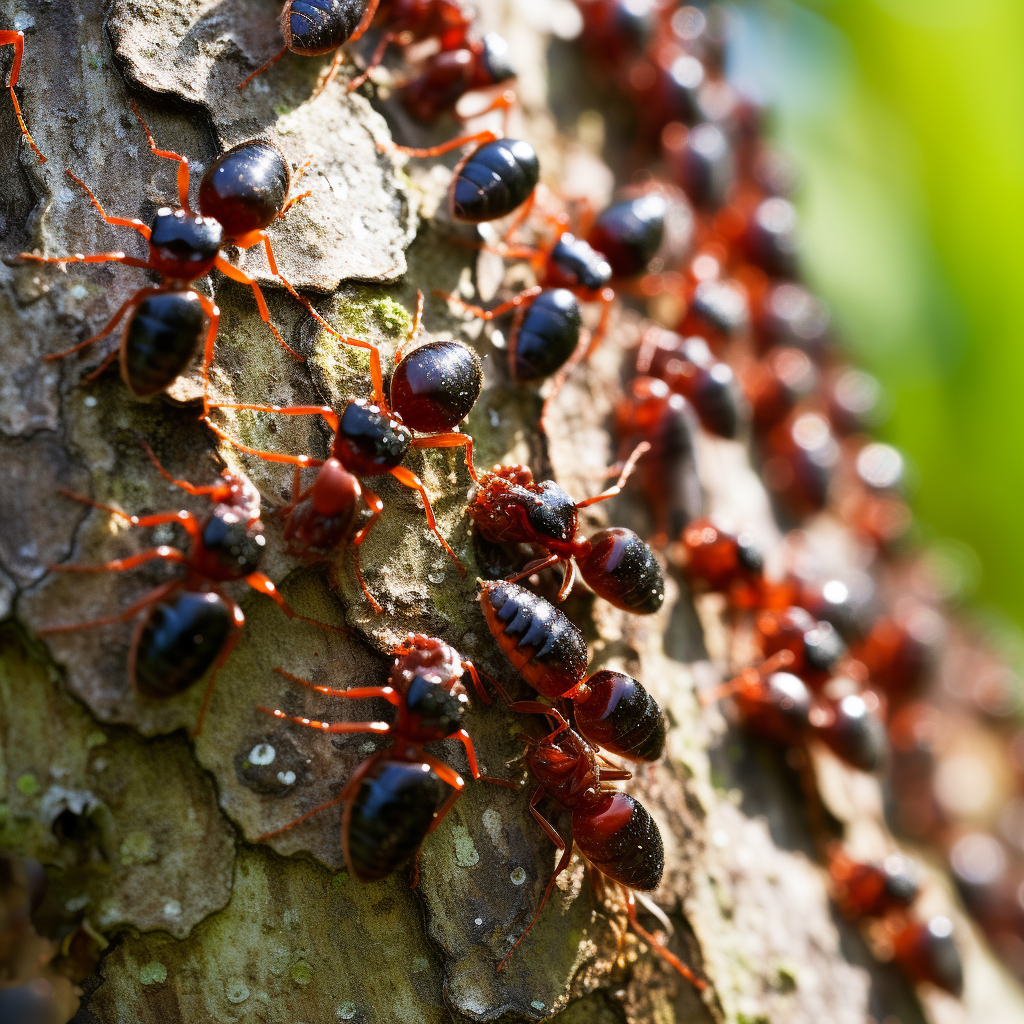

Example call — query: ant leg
[500,188,536,245]
[389,130,501,160]
[239,46,288,91]
[64,170,152,238]
[83,346,120,382]
[21,251,152,269]
[280,157,315,214]
[139,439,223,499]
[505,553,560,585]
[263,757,376,844]
[576,441,651,508]
[446,729,481,780]
[191,597,245,737]
[43,286,154,366]
[538,334,589,435]
[507,701,570,733]
[409,432,478,484]
[555,558,577,602]
[350,484,384,613]
[0,32,45,162]
[583,288,615,360]
[254,254,386,406]
[37,579,179,636]
[48,545,188,575]
[698,650,796,707]
[202,417,324,470]
[206,401,339,432]
[350,0,382,42]
[388,465,465,574]
[348,31,396,92]
[257,705,391,736]
[497,789,573,972]
[460,659,493,706]
[192,291,221,415]
[311,47,346,101]
[625,891,705,990]
[130,100,191,211]
[394,289,423,365]
[243,571,348,634]
[274,666,401,705]
[436,285,542,321]
[56,489,201,537]
[213,256,303,361]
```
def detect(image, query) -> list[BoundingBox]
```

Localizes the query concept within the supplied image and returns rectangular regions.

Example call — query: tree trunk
[1,1,1022,1023]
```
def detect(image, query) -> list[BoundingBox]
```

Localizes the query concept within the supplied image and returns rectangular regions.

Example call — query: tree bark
[1,2,1023,1023]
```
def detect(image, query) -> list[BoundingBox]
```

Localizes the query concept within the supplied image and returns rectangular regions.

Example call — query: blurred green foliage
[731,1,1024,632]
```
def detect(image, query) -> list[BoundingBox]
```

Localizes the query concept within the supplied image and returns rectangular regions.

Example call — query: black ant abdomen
[573,791,664,892]
[576,527,665,615]
[133,591,234,697]
[574,670,666,762]
[122,292,207,398]
[586,195,666,279]
[282,0,371,55]
[345,760,447,882]
[814,693,887,773]
[510,288,582,383]
[453,138,539,222]
[389,340,483,432]
[198,140,291,241]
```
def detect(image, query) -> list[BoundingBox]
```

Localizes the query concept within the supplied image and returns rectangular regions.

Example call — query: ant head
[389,340,483,433]
[405,671,468,739]
[148,208,222,281]
[199,511,267,581]
[198,139,290,243]
[311,458,362,517]
[334,399,411,477]
[391,634,464,693]
[524,727,596,806]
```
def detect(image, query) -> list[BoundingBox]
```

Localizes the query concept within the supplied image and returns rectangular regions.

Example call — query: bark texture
[1,1,1023,1023]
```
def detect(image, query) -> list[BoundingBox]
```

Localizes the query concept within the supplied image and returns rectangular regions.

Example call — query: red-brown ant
[240,0,381,94]
[0,30,45,162]
[37,443,342,736]
[826,845,920,921]
[469,441,664,612]
[754,605,846,688]
[674,517,766,610]
[491,707,704,988]
[256,633,485,883]
[478,580,666,762]
[204,318,482,610]
[21,104,371,411]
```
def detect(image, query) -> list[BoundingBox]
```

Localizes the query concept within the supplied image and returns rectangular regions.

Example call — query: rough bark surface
[2,1,1024,1023]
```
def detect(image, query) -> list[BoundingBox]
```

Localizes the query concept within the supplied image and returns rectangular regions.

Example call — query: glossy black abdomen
[452,139,539,223]
[122,292,206,398]
[576,528,665,614]
[574,792,664,891]
[587,195,666,279]
[511,289,582,383]
[575,670,666,761]
[283,0,368,55]
[389,340,482,432]
[133,590,233,696]
[198,140,290,240]
[547,234,613,292]
[345,760,446,881]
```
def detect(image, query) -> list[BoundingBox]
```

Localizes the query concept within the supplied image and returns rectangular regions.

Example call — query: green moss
[139,962,167,985]
[290,960,313,985]
[15,773,38,796]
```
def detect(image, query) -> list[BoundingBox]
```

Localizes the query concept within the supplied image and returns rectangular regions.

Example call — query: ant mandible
[21,103,374,410]
[37,443,343,736]
[240,0,381,95]
[256,634,486,883]
[204,302,483,609]
[478,580,666,763]
[491,707,704,989]
[1,30,45,162]
[469,441,665,613]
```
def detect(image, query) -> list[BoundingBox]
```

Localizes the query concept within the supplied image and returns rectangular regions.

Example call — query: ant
[1,30,45,162]
[702,654,887,773]
[635,327,745,439]
[673,517,766,610]
[240,0,380,95]
[754,605,846,688]
[256,634,485,883]
[616,376,703,544]
[37,443,342,736]
[478,580,666,763]
[21,104,370,411]
[469,441,664,613]
[391,130,539,224]
[826,845,920,921]
[490,707,704,989]
[204,318,483,610]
